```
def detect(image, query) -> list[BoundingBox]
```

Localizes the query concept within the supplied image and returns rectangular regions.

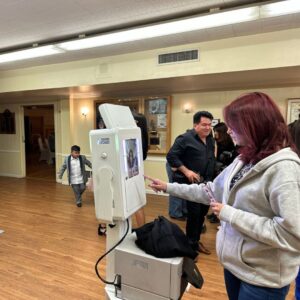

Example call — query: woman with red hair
[147,92,300,300]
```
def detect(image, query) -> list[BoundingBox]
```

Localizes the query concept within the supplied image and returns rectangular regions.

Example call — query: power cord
[95,219,130,289]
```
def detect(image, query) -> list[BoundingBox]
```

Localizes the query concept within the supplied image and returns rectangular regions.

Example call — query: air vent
[158,49,198,64]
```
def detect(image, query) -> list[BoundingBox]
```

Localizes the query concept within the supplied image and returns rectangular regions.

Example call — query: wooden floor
[0,176,295,300]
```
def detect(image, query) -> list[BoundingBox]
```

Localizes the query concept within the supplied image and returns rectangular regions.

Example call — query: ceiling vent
[158,49,198,64]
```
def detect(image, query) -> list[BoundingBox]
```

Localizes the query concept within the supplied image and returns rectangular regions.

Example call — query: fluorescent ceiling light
[260,0,300,18]
[2,0,300,63]
[0,45,64,63]
[58,7,259,51]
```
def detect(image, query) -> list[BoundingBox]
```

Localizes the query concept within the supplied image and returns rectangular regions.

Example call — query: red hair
[223,92,295,164]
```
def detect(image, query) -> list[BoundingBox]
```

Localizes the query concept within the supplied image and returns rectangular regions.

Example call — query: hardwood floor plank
[0,177,295,299]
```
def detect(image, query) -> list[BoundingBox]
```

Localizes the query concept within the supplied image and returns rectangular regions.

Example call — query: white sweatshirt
[167,148,300,288]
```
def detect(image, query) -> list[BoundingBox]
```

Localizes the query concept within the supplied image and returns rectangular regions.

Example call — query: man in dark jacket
[167,111,215,254]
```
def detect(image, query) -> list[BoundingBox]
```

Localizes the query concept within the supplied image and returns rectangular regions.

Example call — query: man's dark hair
[193,111,213,124]
[71,145,80,152]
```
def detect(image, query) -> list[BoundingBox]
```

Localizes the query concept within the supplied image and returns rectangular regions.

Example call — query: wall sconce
[183,103,192,113]
[81,107,89,118]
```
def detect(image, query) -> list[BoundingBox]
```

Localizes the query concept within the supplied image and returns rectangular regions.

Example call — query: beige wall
[1,28,300,93]
[145,87,300,185]
[63,86,300,188]
[0,104,24,177]
[0,86,298,187]
[1,27,300,184]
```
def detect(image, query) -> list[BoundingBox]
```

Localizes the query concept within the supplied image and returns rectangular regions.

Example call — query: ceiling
[1,0,300,101]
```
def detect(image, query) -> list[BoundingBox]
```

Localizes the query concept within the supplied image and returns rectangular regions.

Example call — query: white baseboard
[0,173,23,178]
[145,188,168,197]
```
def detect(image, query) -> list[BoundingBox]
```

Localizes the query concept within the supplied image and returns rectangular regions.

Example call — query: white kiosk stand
[90,104,184,300]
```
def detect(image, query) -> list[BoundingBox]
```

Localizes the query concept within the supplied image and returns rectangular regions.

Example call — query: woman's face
[227,127,245,146]
[214,131,220,141]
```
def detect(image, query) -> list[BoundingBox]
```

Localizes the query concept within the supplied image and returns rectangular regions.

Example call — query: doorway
[24,105,55,180]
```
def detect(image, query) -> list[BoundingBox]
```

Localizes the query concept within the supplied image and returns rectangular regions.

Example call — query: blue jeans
[165,163,187,218]
[224,269,290,300]
[296,268,300,300]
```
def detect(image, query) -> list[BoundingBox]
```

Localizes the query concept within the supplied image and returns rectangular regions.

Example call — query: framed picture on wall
[144,96,171,155]
[94,96,171,154]
[94,98,142,129]
[287,98,300,124]
[212,118,220,127]
[0,109,16,134]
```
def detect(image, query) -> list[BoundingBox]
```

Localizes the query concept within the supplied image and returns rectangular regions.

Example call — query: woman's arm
[145,175,211,205]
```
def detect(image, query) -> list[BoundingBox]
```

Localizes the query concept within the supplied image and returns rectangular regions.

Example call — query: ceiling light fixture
[0,45,64,63]
[0,0,299,63]
[260,0,300,17]
[58,7,259,51]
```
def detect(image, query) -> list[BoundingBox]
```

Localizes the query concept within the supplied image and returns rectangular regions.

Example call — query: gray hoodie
[167,148,300,288]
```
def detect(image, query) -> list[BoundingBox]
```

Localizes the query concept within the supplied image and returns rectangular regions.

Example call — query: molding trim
[57,154,161,161]
[145,188,168,197]
[146,155,166,162]
[0,173,23,178]
[0,149,20,153]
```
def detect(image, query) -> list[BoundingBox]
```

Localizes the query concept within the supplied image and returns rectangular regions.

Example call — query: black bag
[135,216,204,290]
[135,216,198,259]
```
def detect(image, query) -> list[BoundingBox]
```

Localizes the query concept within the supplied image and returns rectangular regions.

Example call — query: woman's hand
[210,202,224,217]
[144,175,167,193]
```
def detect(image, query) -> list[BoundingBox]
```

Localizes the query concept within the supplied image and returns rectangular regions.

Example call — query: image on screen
[124,138,139,178]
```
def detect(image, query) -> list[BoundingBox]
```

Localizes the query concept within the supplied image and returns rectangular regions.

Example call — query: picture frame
[287,98,300,124]
[94,96,172,155]
[94,98,141,129]
[0,109,16,134]
[211,118,220,127]
[144,96,171,155]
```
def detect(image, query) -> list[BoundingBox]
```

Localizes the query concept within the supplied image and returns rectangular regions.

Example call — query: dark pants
[166,163,187,218]
[224,269,290,300]
[71,183,86,205]
[186,200,209,250]
[296,267,300,300]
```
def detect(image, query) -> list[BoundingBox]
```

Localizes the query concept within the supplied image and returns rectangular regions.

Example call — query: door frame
[20,102,59,177]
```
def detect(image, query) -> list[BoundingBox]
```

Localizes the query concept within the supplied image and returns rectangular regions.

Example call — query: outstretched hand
[144,175,167,193]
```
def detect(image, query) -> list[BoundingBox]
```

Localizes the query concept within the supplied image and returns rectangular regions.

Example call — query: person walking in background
[147,92,300,300]
[167,111,215,255]
[58,145,92,207]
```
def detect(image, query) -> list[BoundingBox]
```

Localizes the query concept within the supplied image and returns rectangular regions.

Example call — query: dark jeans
[296,267,300,300]
[224,269,290,300]
[186,200,209,250]
[71,183,86,204]
[166,163,187,218]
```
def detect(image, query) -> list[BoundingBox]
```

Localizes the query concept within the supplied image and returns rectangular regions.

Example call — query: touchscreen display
[123,138,140,178]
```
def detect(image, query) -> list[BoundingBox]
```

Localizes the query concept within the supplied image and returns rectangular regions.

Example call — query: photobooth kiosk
[89,104,184,300]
